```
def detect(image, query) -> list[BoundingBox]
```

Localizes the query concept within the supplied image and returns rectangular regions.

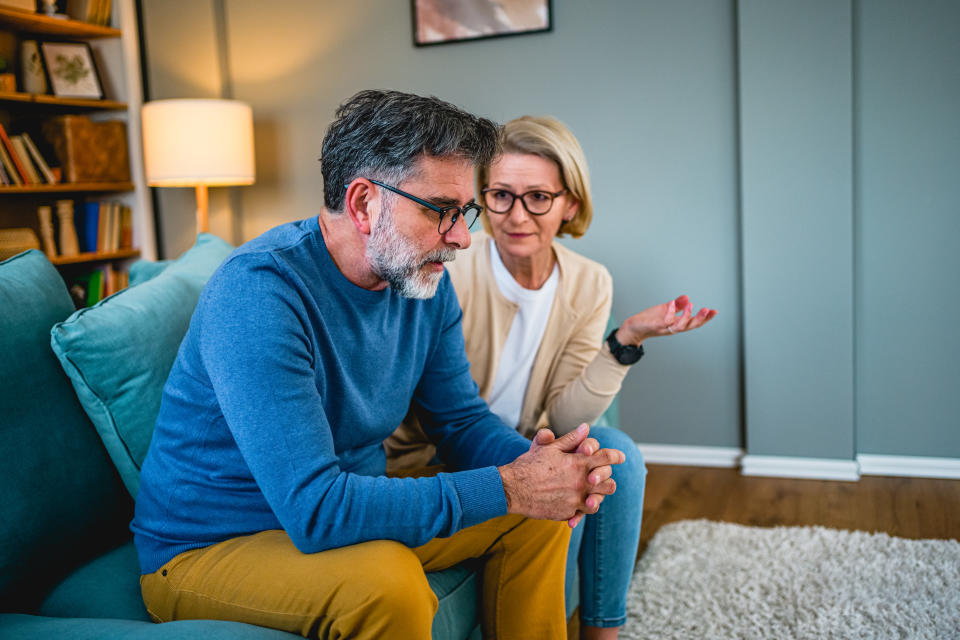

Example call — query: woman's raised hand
[617,294,717,345]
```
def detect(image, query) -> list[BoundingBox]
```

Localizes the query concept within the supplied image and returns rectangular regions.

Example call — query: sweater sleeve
[542,267,630,435]
[412,276,531,469]
[196,255,511,554]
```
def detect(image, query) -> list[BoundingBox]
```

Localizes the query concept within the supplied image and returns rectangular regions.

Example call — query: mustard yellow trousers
[140,513,570,639]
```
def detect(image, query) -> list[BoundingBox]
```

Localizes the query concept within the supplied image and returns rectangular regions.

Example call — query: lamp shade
[142,99,255,187]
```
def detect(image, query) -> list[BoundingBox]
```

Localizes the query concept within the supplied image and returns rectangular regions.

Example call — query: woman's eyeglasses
[481,187,566,216]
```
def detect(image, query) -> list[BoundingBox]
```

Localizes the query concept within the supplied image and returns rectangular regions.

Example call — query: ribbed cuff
[449,466,508,529]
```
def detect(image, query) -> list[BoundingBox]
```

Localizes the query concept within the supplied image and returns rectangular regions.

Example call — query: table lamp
[142,99,255,235]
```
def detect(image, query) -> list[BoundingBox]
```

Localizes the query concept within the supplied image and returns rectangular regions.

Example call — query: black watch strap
[606,328,644,365]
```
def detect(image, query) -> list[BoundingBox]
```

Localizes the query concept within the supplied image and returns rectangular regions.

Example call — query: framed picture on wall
[39,41,104,99]
[412,0,552,47]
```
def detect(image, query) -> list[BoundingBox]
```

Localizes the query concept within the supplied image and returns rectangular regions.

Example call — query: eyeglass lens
[441,205,482,234]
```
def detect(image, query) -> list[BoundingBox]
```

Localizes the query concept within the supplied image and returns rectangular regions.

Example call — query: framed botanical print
[40,41,104,99]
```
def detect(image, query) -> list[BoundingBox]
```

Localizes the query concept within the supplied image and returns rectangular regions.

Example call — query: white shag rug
[623,519,960,640]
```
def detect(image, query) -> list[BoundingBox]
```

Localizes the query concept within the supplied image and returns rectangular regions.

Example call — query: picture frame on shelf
[39,41,103,99]
[411,0,552,47]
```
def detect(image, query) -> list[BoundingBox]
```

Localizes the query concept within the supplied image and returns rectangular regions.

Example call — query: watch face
[607,330,643,364]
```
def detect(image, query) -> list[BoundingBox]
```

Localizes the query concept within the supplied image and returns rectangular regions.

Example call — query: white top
[486,241,560,428]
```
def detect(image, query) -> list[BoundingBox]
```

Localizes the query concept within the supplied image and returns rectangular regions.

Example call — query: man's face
[366,156,474,299]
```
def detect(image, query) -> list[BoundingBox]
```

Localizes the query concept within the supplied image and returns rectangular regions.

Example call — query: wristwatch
[606,328,644,365]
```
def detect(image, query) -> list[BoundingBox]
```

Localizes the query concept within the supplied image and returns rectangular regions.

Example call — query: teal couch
[0,239,483,640]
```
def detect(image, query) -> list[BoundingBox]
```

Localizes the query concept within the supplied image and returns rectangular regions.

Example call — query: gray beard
[366,203,455,299]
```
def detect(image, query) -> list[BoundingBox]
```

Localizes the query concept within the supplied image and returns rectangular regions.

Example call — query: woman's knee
[591,426,645,466]
[590,426,646,487]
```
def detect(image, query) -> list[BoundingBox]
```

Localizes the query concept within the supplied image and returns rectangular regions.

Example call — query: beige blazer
[385,232,629,471]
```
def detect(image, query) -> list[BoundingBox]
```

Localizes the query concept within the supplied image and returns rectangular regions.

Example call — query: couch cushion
[37,540,150,622]
[426,563,481,640]
[0,250,132,611]
[128,259,171,287]
[50,234,234,497]
[0,614,299,639]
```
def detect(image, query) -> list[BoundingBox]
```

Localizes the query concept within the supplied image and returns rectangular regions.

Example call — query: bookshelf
[0,7,121,38]
[0,91,127,110]
[51,247,139,266]
[1,181,134,193]
[0,1,156,305]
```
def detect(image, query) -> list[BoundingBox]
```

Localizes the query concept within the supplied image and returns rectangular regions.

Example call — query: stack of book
[67,264,128,308]
[0,123,58,186]
[65,0,114,26]
[78,200,134,254]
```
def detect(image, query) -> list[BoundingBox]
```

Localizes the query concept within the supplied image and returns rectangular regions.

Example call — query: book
[81,201,100,253]
[119,205,132,249]
[0,122,31,184]
[0,1,37,13]
[37,205,58,258]
[65,0,95,22]
[21,133,57,184]
[0,153,9,185]
[99,0,113,26]
[97,201,108,253]
[0,140,22,186]
[109,202,120,251]
[10,136,41,184]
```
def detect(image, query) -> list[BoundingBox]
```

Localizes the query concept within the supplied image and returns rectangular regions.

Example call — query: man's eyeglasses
[346,179,483,234]
[481,187,567,215]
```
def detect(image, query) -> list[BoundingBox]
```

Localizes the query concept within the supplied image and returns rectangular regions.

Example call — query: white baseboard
[635,445,960,481]
[740,455,860,481]
[635,443,744,468]
[857,454,960,479]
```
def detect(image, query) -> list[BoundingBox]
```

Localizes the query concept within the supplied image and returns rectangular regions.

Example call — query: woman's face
[483,152,579,264]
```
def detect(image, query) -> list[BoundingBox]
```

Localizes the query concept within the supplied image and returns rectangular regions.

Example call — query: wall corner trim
[635,443,744,468]
[857,454,960,479]
[741,455,860,481]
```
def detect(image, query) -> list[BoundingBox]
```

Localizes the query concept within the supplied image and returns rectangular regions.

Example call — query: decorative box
[41,115,131,184]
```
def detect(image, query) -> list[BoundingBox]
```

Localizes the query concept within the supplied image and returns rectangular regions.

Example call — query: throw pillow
[50,233,234,497]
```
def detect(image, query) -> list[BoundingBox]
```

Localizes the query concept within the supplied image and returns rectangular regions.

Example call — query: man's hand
[498,424,624,525]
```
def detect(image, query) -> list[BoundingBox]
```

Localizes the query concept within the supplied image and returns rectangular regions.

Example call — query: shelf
[0,7,120,38]
[0,92,127,110]
[50,248,140,266]
[0,182,134,193]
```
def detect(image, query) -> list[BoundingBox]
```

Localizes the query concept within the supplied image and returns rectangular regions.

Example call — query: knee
[347,541,437,633]
[369,541,438,610]
[591,426,646,487]
[515,516,571,551]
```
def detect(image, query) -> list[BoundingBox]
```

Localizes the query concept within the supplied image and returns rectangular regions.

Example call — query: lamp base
[195,184,209,235]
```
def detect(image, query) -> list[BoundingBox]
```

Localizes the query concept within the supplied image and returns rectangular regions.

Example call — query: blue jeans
[565,426,646,628]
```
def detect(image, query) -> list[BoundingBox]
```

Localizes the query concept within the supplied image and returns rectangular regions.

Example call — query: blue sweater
[132,217,530,574]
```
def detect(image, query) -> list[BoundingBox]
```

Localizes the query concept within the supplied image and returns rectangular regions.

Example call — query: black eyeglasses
[481,187,567,215]
[346,179,483,234]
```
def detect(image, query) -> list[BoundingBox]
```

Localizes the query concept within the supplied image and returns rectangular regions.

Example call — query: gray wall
[141,0,960,460]
[738,0,856,459]
[855,0,960,457]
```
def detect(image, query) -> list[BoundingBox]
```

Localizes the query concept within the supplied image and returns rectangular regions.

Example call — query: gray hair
[320,89,501,213]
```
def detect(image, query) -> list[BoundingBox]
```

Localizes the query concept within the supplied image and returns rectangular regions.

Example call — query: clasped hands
[499,423,624,528]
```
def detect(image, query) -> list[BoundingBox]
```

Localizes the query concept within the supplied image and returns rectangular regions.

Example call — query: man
[132,90,624,639]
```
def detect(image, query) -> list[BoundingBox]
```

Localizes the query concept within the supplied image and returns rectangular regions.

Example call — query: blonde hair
[477,115,593,238]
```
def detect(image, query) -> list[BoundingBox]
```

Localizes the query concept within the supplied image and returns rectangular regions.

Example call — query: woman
[387,115,716,639]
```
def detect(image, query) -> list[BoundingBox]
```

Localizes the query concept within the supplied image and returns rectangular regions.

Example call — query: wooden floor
[568,464,960,638]
[638,463,960,557]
